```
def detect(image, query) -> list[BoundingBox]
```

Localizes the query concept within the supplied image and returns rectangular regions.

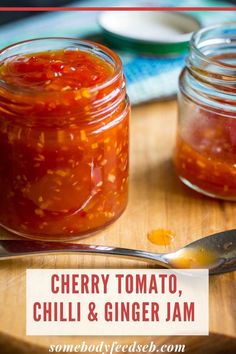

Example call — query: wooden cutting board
[0,100,235,351]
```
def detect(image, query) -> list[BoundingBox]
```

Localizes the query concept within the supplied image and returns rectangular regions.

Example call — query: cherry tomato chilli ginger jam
[0,38,130,240]
[174,23,236,200]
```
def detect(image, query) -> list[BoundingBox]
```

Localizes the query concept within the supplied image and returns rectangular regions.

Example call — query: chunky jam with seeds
[175,24,236,201]
[0,42,129,240]
[174,109,236,199]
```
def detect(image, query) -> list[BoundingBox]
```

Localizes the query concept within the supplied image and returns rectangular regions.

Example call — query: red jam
[175,23,236,200]
[0,40,129,240]
[175,108,236,199]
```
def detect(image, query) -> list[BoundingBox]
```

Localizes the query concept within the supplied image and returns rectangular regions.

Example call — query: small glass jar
[174,23,236,200]
[0,38,130,240]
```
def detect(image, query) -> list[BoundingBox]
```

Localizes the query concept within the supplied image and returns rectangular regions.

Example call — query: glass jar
[0,38,130,240]
[174,23,236,200]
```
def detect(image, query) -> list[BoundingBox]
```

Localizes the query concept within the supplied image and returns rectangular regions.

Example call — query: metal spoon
[0,229,236,275]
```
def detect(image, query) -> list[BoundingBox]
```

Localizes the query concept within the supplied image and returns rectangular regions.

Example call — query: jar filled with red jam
[0,38,129,240]
[174,23,236,200]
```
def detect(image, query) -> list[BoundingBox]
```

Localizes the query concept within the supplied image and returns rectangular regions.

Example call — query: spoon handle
[0,240,169,267]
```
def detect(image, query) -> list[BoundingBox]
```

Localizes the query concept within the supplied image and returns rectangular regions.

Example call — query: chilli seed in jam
[0,44,129,240]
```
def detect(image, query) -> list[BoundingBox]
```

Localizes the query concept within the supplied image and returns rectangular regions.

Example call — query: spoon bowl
[165,229,236,274]
[0,229,236,275]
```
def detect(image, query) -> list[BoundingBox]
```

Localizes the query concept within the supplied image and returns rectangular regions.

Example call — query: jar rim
[190,21,236,71]
[0,37,123,96]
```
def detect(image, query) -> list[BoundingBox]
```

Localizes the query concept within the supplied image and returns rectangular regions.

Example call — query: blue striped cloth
[0,0,235,104]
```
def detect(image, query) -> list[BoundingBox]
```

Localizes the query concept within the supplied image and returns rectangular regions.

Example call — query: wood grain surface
[0,100,235,351]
